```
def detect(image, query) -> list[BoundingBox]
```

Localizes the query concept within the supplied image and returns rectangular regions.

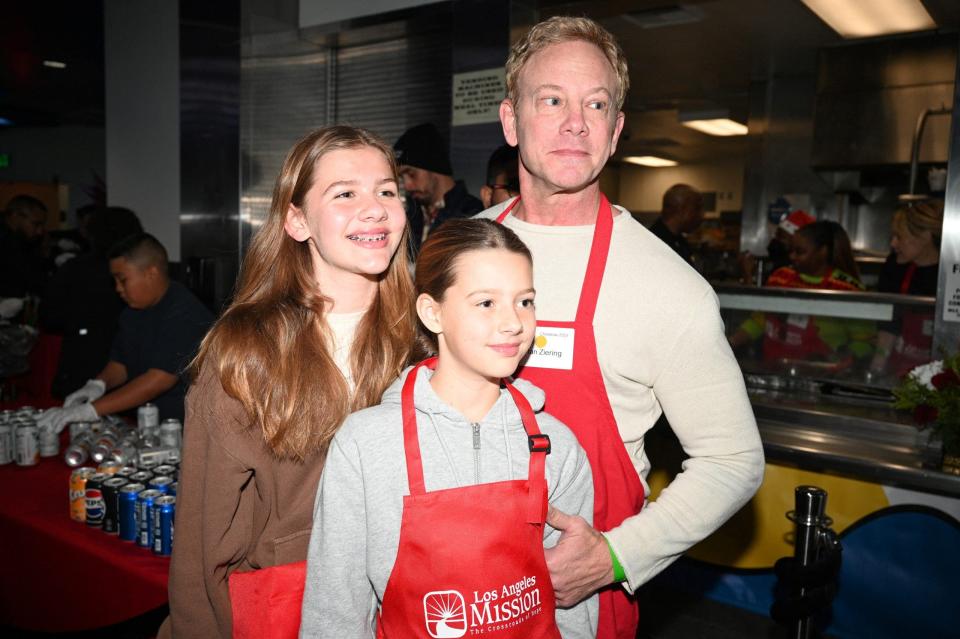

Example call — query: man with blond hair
[479,16,764,638]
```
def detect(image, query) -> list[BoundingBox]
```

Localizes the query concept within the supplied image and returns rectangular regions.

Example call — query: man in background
[39,233,213,430]
[649,183,704,265]
[0,194,49,298]
[394,122,483,256]
[480,143,520,209]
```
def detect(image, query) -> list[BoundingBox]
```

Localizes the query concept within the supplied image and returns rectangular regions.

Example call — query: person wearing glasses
[480,144,521,209]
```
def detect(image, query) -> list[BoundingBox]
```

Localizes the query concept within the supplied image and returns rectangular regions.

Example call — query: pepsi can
[101,476,129,534]
[152,495,176,555]
[84,473,110,527]
[148,475,174,495]
[137,489,164,548]
[118,482,145,542]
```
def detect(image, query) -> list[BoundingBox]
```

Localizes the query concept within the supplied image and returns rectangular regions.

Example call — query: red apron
[762,314,831,362]
[376,358,561,639]
[886,263,934,376]
[496,195,646,639]
[229,561,306,639]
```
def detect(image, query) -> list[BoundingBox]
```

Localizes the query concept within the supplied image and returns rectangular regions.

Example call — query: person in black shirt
[649,183,704,265]
[39,233,213,431]
[872,199,944,376]
[393,123,484,256]
[0,194,49,298]
[41,207,143,398]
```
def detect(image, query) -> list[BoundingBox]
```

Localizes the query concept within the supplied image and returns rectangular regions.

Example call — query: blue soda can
[148,475,174,495]
[152,495,176,556]
[136,489,164,548]
[170,481,177,496]
[154,464,177,478]
[130,470,153,485]
[118,482,145,542]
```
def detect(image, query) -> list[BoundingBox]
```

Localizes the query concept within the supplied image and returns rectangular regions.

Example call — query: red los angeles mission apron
[888,263,935,376]
[376,358,561,639]
[496,195,646,639]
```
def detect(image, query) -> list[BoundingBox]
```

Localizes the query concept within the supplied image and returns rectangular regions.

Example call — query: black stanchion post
[790,486,827,639]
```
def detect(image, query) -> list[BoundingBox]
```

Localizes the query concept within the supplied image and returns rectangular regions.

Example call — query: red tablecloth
[0,445,170,632]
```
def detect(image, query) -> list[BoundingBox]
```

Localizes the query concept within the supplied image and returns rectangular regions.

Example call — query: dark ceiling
[0,1,105,127]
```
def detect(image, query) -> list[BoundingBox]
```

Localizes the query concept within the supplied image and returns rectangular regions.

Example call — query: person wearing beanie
[394,122,483,256]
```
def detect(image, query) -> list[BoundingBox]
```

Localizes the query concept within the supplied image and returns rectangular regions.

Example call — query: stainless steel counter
[751,389,960,497]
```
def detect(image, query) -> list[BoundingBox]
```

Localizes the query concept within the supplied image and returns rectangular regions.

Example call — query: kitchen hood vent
[811,34,955,169]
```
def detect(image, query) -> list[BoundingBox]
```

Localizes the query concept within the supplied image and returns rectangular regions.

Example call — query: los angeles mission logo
[423,576,543,637]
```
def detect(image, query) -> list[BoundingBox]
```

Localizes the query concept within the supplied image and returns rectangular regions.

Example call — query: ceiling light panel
[801,0,936,39]
[681,118,748,136]
[622,156,678,167]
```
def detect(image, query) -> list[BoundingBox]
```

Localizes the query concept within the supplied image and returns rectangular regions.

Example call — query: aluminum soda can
[117,465,138,478]
[152,495,176,555]
[101,476,129,534]
[138,447,177,467]
[138,455,160,471]
[118,483,145,541]
[97,460,121,475]
[170,481,178,496]
[64,432,92,467]
[159,419,182,448]
[0,423,13,464]
[138,403,160,437]
[69,467,97,522]
[130,470,154,485]
[137,489,164,548]
[15,424,39,466]
[91,428,120,464]
[154,464,177,478]
[69,421,93,440]
[84,472,110,527]
[148,475,174,494]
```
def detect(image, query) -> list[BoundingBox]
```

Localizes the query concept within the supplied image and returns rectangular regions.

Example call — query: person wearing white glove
[0,297,24,320]
[37,402,98,435]
[64,379,106,407]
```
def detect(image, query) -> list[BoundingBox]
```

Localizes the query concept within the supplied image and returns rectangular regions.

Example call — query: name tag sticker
[524,327,575,370]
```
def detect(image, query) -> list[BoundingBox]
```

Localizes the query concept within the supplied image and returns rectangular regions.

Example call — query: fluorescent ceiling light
[801,0,936,39]
[622,156,678,167]
[43,60,67,69]
[681,118,748,137]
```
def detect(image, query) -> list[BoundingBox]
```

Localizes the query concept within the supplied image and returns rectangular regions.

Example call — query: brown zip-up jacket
[157,366,325,638]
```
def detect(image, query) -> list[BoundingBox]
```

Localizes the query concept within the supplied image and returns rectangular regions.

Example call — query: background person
[481,16,764,639]
[393,122,484,256]
[37,233,213,431]
[480,143,520,209]
[649,183,704,265]
[871,199,944,376]
[41,206,143,398]
[159,126,417,639]
[729,220,871,364]
[739,208,815,285]
[301,219,596,638]
[0,194,49,299]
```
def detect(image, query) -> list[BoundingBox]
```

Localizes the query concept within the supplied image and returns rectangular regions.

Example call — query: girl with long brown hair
[159,126,416,638]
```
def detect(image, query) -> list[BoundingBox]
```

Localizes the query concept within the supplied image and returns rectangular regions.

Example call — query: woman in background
[872,199,944,376]
[159,126,416,638]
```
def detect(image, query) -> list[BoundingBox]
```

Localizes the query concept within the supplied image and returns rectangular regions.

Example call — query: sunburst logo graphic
[534,334,548,349]
[423,590,467,638]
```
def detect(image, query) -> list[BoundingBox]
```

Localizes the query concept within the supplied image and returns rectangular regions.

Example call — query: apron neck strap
[493,194,613,324]
[401,359,550,524]
[901,262,918,294]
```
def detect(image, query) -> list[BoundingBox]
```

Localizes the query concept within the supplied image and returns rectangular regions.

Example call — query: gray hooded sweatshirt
[300,365,597,638]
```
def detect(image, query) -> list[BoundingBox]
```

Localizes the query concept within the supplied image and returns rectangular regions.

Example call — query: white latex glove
[38,402,99,435]
[0,298,24,319]
[64,379,106,407]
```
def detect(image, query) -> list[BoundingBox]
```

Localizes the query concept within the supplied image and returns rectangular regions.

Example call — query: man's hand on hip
[544,505,614,607]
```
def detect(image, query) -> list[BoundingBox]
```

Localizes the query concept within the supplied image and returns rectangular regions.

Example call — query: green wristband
[605,537,627,583]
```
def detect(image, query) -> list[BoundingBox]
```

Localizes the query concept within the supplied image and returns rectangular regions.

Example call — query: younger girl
[300,219,597,638]
[161,126,416,638]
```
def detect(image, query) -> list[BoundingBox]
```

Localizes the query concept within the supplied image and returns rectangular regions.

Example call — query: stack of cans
[0,407,54,466]
[69,454,179,556]
[60,402,182,557]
